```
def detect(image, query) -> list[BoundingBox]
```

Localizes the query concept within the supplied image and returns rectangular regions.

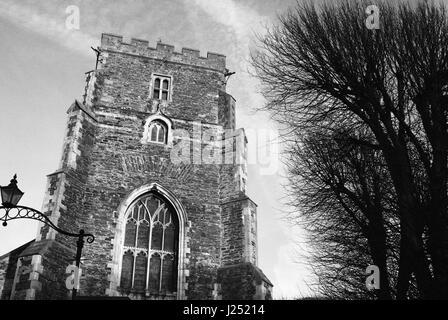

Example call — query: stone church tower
[0,34,272,300]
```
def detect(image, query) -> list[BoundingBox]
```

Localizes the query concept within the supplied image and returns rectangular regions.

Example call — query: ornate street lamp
[0,174,24,208]
[0,174,94,299]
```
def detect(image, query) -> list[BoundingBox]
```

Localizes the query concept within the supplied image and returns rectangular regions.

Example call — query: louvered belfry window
[120,193,179,296]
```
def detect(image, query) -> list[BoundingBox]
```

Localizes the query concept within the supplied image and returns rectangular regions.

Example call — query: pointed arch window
[148,120,168,144]
[120,193,179,296]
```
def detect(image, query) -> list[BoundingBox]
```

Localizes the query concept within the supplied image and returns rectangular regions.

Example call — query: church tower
[0,34,272,300]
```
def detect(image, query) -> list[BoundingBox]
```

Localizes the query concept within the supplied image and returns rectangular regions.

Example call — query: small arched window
[148,121,167,144]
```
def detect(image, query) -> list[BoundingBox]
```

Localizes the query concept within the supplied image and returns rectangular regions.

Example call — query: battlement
[101,33,226,72]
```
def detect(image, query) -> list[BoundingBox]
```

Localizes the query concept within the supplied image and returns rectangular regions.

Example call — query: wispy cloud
[0,0,97,56]
[190,0,265,41]
[189,0,316,299]
[0,0,314,298]
[187,0,268,117]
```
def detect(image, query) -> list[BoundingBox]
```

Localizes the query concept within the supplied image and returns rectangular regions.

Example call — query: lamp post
[0,174,95,299]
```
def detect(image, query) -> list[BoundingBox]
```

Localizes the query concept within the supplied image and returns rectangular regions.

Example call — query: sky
[0,0,316,298]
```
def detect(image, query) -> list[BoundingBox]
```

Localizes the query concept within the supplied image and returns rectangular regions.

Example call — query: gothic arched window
[148,120,168,144]
[120,193,179,296]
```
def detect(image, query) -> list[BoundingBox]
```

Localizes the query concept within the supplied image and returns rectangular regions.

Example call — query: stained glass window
[120,193,179,296]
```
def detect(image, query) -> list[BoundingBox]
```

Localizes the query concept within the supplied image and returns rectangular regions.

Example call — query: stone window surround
[107,183,189,299]
[150,74,173,102]
[148,120,168,144]
[141,114,173,147]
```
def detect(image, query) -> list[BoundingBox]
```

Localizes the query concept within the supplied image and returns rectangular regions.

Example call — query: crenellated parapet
[0,32,272,301]
[100,33,226,72]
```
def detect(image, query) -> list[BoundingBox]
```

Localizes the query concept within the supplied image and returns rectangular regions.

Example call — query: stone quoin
[0,33,273,300]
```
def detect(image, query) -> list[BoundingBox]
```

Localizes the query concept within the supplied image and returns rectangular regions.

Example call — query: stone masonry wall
[77,34,229,299]
[1,33,272,300]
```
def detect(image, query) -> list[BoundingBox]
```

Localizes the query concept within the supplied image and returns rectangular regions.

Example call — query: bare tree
[287,128,401,299]
[252,0,448,298]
